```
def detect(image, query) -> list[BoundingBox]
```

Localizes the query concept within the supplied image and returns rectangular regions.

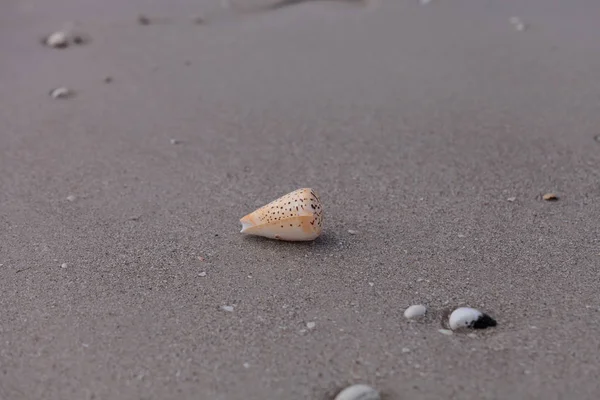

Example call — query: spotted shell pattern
[240,188,323,241]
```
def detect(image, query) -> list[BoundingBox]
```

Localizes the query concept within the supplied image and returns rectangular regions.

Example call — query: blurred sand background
[1,0,600,399]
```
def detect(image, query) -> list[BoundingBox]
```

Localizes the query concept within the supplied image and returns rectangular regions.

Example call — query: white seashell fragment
[306,321,316,329]
[45,31,69,48]
[49,87,73,99]
[334,384,380,400]
[221,305,234,312]
[438,329,453,335]
[449,307,497,330]
[240,188,323,241]
[404,304,427,319]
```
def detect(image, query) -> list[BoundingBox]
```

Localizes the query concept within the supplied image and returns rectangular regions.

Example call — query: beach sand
[1,0,600,399]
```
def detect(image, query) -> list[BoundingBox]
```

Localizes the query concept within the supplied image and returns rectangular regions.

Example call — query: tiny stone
[543,193,558,201]
[368,282,374,287]
[221,305,234,312]
[198,271,207,277]
[243,362,250,368]
[467,333,477,338]
[404,304,427,319]
[348,229,358,235]
[45,31,69,48]
[507,197,517,202]
[306,321,316,329]
[61,263,68,269]
[66,195,77,202]
[50,87,73,99]
[104,76,113,83]
[457,234,465,238]
[438,329,453,335]
[170,139,180,145]
[402,347,410,353]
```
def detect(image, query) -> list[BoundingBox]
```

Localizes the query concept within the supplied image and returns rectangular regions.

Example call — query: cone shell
[240,188,323,241]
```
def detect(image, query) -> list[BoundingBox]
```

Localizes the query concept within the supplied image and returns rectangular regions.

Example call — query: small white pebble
[334,384,380,400]
[221,305,234,312]
[467,333,477,338]
[457,234,465,238]
[66,195,77,202]
[50,87,72,99]
[82,343,89,348]
[198,271,207,277]
[306,321,316,329]
[243,362,250,369]
[368,282,374,287]
[348,230,358,235]
[401,347,411,353]
[507,197,517,202]
[438,329,453,335]
[45,31,69,48]
[247,274,252,278]
[404,304,427,319]
[61,263,68,269]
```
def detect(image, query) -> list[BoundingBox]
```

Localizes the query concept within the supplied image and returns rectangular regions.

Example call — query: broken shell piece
[49,87,73,99]
[543,193,558,201]
[240,188,323,241]
[449,307,497,330]
[45,31,69,48]
[334,384,380,400]
[404,304,427,319]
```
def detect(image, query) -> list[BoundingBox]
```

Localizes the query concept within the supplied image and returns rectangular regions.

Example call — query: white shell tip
[404,304,427,319]
[449,307,497,330]
[334,384,380,400]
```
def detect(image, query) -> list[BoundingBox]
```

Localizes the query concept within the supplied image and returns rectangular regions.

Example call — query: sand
[1,0,600,399]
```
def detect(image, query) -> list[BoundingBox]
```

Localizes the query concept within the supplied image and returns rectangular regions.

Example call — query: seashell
[45,31,69,48]
[449,307,497,330]
[49,87,74,99]
[240,188,323,241]
[334,384,380,400]
[404,304,427,319]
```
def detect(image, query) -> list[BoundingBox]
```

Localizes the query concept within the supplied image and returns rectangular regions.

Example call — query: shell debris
[449,307,497,330]
[50,87,74,99]
[542,193,558,201]
[334,384,380,400]
[45,31,69,48]
[404,304,427,319]
[239,188,323,241]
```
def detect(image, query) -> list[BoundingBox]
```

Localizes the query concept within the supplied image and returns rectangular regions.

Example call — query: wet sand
[1,0,600,399]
